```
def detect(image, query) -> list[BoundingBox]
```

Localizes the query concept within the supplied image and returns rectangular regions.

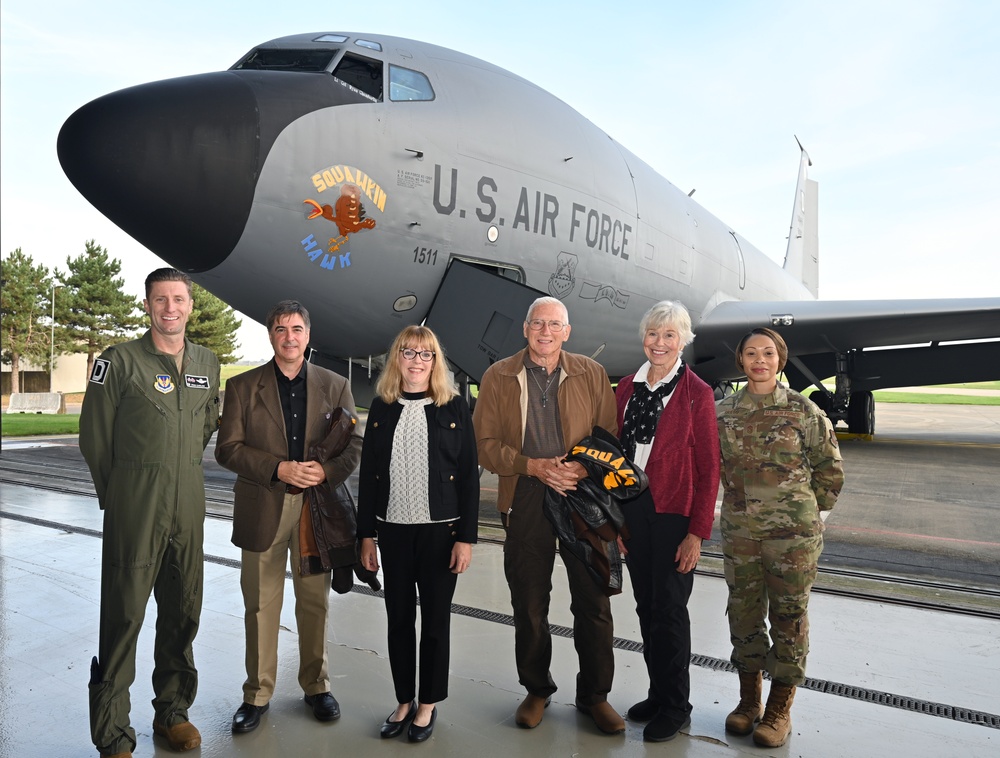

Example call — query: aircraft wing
[690,297,1000,391]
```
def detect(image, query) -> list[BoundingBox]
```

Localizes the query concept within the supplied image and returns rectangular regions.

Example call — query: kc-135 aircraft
[58,31,999,434]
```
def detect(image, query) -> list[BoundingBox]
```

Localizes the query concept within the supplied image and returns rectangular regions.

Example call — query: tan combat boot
[725,671,763,735]
[752,681,796,747]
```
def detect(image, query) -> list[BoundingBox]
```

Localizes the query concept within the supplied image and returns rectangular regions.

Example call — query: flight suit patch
[185,375,210,389]
[154,374,175,394]
[90,358,111,385]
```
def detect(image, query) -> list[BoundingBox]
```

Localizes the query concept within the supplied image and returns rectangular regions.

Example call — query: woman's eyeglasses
[400,348,435,362]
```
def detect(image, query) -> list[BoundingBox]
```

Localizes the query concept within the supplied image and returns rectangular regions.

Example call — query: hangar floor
[2,467,997,757]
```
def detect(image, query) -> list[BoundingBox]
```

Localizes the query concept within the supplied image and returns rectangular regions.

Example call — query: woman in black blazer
[359,325,479,742]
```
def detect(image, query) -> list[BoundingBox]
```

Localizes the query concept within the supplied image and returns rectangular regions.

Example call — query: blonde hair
[376,325,458,407]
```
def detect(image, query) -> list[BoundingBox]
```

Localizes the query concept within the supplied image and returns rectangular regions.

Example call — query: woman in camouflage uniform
[715,328,844,748]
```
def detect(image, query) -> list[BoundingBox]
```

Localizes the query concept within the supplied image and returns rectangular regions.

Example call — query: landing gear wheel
[847,390,875,435]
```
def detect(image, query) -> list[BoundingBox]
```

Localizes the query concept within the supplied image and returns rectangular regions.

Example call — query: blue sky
[2,0,997,359]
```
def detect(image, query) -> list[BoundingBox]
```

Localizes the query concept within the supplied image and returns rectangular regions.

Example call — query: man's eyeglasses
[400,348,435,362]
[526,319,567,331]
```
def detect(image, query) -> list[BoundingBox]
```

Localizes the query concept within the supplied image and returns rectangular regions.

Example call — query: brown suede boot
[153,720,202,751]
[514,694,550,729]
[576,700,625,735]
[752,682,796,747]
[725,671,763,735]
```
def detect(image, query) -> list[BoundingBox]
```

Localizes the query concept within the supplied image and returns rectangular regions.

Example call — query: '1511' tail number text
[413,247,438,265]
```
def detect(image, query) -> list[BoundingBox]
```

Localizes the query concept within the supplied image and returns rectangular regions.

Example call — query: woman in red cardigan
[615,300,720,743]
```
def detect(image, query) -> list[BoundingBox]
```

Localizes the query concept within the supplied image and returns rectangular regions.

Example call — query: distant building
[1,353,90,395]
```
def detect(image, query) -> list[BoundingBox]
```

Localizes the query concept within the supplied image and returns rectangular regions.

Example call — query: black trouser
[503,478,615,705]
[378,520,459,705]
[622,489,694,721]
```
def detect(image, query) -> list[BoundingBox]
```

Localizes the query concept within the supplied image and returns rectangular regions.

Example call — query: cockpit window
[332,53,383,101]
[389,65,435,102]
[233,48,337,72]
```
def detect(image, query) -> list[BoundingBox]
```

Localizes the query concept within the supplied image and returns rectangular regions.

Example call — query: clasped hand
[277,460,326,488]
[528,457,586,495]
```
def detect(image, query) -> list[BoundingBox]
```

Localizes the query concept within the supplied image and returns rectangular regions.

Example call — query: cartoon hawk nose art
[304,184,377,254]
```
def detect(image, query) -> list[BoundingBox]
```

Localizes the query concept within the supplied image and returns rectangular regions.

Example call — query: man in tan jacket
[473,296,623,735]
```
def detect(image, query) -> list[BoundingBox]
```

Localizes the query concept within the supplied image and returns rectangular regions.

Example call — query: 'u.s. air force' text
[433,165,632,260]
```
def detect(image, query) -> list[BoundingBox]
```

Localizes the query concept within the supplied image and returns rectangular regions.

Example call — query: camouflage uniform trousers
[722,533,823,686]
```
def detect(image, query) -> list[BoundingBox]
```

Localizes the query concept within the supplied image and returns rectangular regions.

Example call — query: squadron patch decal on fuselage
[548,252,578,299]
[300,165,387,272]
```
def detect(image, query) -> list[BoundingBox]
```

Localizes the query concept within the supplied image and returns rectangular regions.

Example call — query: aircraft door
[424,259,542,383]
[730,232,747,290]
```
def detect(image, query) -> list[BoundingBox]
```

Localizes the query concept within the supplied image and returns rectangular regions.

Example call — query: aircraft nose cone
[57,72,259,273]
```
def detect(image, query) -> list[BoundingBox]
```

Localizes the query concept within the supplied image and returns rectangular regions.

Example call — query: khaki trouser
[240,492,331,704]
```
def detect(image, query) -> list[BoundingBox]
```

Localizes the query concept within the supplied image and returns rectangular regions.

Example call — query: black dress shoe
[232,702,269,733]
[407,706,437,743]
[627,697,660,722]
[643,713,691,743]
[304,692,341,722]
[380,700,416,739]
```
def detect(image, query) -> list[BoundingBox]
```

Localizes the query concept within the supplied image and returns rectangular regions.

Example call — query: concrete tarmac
[817,404,1000,588]
[4,489,998,758]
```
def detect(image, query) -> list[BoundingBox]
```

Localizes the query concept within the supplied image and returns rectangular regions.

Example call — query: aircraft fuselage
[58,31,813,380]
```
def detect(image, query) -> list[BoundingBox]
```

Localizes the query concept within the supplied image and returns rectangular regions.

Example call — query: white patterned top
[385,395,435,524]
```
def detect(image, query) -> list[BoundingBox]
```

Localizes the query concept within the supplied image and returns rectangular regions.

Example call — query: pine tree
[187,283,242,364]
[56,240,143,383]
[1,249,53,393]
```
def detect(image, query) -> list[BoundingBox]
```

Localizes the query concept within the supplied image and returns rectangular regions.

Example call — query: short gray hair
[639,300,694,345]
[526,296,569,324]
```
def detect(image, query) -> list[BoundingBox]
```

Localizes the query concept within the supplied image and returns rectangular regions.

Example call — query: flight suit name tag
[154,374,175,394]
[185,375,210,389]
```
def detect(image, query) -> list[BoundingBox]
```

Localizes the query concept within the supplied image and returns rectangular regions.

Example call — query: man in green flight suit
[80,268,220,758]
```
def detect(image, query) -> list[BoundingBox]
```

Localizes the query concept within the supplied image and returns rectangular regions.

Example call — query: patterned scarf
[621,364,686,460]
